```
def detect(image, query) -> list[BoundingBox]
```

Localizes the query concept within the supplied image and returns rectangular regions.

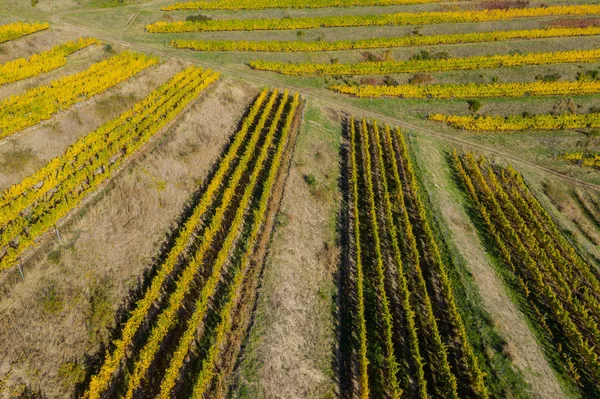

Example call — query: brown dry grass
[232,104,341,399]
[0,76,257,397]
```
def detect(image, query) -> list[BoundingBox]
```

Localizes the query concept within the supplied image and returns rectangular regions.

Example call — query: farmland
[0,0,599,398]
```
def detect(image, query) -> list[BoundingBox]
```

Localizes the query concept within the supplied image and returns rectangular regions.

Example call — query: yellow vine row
[83,87,267,399]
[562,152,600,169]
[0,37,99,86]
[147,5,600,32]
[357,118,402,398]
[0,22,49,44]
[349,116,370,399]
[121,89,281,398]
[189,93,301,399]
[429,112,600,131]
[0,50,158,140]
[374,123,427,398]
[171,26,600,52]
[163,0,464,11]
[330,79,600,99]
[249,48,600,76]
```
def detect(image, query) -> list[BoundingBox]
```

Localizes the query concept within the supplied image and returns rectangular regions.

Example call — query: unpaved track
[38,7,600,193]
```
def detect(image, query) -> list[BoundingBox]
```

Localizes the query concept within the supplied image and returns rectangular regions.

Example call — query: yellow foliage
[429,112,600,131]
[0,21,49,44]
[0,37,99,86]
[330,79,600,99]
[163,0,462,11]
[250,48,600,76]
[148,4,600,32]
[172,26,600,52]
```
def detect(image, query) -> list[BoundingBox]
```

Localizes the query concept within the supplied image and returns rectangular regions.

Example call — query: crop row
[563,152,600,169]
[0,37,99,86]
[163,0,462,11]
[0,21,49,44]
[171,26,600,52]
[429,112,600,131]
[147,5,600,32]
[0,51,158,140]
[0,66,219,272]
[330,79,600,99]
[84,87,270,399]
[249,48,600,76]
[345,117,488,398]
[453,152,600,392]
[188,92,300,399]
[121,89,282,399]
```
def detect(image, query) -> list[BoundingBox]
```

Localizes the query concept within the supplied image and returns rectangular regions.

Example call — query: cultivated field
[0,0,599,398]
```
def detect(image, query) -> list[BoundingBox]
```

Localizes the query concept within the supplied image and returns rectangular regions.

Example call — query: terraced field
[0,0,599,398]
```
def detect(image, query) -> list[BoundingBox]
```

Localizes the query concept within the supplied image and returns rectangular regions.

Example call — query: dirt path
[417,137,565,399]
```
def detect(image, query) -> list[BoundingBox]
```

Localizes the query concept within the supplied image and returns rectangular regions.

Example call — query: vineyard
[2,0,600,397]
[452,152,600,395]
[0,66,219,271]
[341,118,491,398]
[84,88,302,398]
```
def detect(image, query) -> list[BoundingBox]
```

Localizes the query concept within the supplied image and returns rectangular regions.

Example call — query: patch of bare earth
[0,77,257,398]
[233,106,340,399]
[416,138,565,399]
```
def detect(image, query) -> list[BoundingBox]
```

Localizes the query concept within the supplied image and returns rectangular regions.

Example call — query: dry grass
[0,76,257,397]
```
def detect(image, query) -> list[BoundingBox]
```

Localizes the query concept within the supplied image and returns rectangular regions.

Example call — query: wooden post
[55,225,61,243]
[18,257,24,281]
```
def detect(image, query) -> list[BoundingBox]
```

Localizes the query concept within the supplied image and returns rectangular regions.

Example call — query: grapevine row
[147,4,600,32]
[348,116,370,399]
[84,87,269,399]
[163,0,464,11]
[452,152,600,392]
[429,112,600,131]
[121,89,283,399]
[330,79,600,99]
[171,26,600,53]
[357,118,402,398]
[0,22,49,44]
[380,123,458,399]
[345,117,489,397]
[249,48,600,76]
[0,37,99,86]
[0,50,158,140]
[0,66,219,272]
[563,152,600,169]
[371,122,427,399]
[188,92,301,399]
